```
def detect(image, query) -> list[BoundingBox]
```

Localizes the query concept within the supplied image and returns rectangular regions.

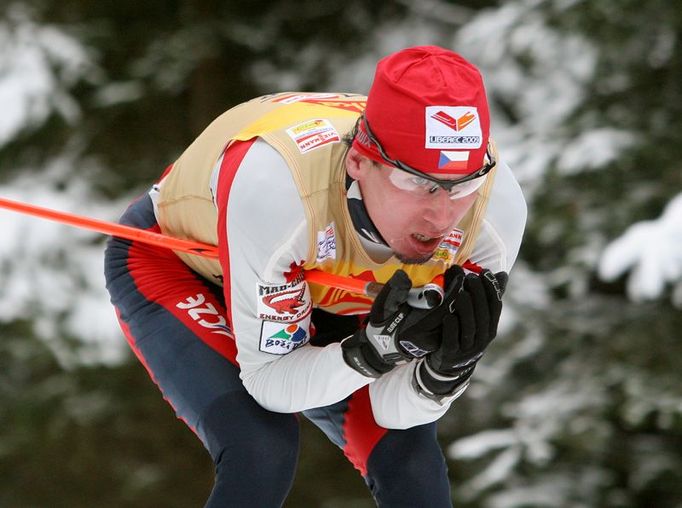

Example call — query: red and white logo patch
[286,119,341,154]
[433,228,464,263]
[425,106,482,150]
[257,277,312,322]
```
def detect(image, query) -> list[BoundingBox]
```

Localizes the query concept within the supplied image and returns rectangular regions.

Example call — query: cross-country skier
[104,45,527,507]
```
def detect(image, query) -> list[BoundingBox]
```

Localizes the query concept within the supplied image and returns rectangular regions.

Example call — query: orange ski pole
[0,196,219,257]
[0,196,478,307]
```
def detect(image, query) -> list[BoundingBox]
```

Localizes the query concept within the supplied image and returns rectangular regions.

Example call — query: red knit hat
[353,46,490,176]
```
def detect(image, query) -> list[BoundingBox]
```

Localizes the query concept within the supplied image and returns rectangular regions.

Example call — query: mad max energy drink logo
[257,277,312,322]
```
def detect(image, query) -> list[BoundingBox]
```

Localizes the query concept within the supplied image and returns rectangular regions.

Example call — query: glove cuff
[414,360,474,400]
[341,335,393,378]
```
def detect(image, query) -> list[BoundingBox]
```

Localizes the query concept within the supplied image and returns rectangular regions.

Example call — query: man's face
[348,153,479,264]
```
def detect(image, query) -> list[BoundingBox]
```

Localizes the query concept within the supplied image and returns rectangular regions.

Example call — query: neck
[345,176,393,262]
[346,176,386,245]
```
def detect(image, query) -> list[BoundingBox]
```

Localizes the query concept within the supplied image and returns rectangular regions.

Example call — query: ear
[345,147,373,180]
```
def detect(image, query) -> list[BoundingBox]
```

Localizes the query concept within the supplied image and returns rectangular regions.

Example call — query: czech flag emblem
[438,151,470,171]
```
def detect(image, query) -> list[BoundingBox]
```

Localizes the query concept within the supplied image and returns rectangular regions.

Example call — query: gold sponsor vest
[156,92,498,314]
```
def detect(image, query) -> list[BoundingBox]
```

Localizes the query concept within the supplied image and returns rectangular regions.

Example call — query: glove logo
[399,340,429,358]
[483,271,504,301]
[386,312,405,333]
[373,334,393,351]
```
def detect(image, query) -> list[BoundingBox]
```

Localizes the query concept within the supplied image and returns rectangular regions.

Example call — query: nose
[422,188,457,232]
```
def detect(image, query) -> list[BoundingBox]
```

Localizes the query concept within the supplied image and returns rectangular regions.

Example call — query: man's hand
[416,269,508,397]
[341,269,464,378]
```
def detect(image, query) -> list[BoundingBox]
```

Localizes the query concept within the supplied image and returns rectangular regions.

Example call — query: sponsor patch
[257,276,312,322]
[438,151,470,171]
[259,317,311,355]
[425,106,482,149]
[433,228,464,263]
[316,222,337,262]
[286,119,341,154]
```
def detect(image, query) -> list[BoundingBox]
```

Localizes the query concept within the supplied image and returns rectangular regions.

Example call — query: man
[104,46,526,507]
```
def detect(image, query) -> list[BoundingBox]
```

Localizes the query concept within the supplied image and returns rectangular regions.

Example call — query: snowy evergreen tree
[441,1,682,506]
[1,1,680,506]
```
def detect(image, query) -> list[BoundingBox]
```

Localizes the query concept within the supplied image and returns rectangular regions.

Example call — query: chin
[389,236,438,265]
[393,251,434,265]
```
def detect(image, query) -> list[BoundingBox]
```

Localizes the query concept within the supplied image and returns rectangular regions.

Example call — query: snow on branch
[0,4,94,147]
[599,193,682,305]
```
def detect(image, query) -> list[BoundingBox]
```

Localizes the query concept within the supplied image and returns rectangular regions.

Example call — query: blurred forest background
[1,0,681,506]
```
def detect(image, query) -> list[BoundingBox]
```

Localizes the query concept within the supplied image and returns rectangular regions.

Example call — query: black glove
[416,269,508,397]
[396,264,466,358]
[341,269,463,378]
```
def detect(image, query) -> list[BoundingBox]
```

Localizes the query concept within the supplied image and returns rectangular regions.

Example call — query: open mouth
[411,233,442,251]
[413,233,436,242]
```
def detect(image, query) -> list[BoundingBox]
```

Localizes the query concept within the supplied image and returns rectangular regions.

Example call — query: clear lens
[446,175,486,199]
[387,167,486,200]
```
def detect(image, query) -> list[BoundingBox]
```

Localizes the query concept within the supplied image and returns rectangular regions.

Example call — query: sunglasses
[361,117,496,199]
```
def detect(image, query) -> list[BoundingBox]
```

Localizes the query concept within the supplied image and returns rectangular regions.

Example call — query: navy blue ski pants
[104,194,452,507]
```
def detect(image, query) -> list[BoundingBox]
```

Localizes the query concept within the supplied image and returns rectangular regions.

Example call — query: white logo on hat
[425,106,483,149]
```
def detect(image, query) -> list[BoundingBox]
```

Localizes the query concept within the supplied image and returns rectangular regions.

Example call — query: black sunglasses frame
[361,117,496,194]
